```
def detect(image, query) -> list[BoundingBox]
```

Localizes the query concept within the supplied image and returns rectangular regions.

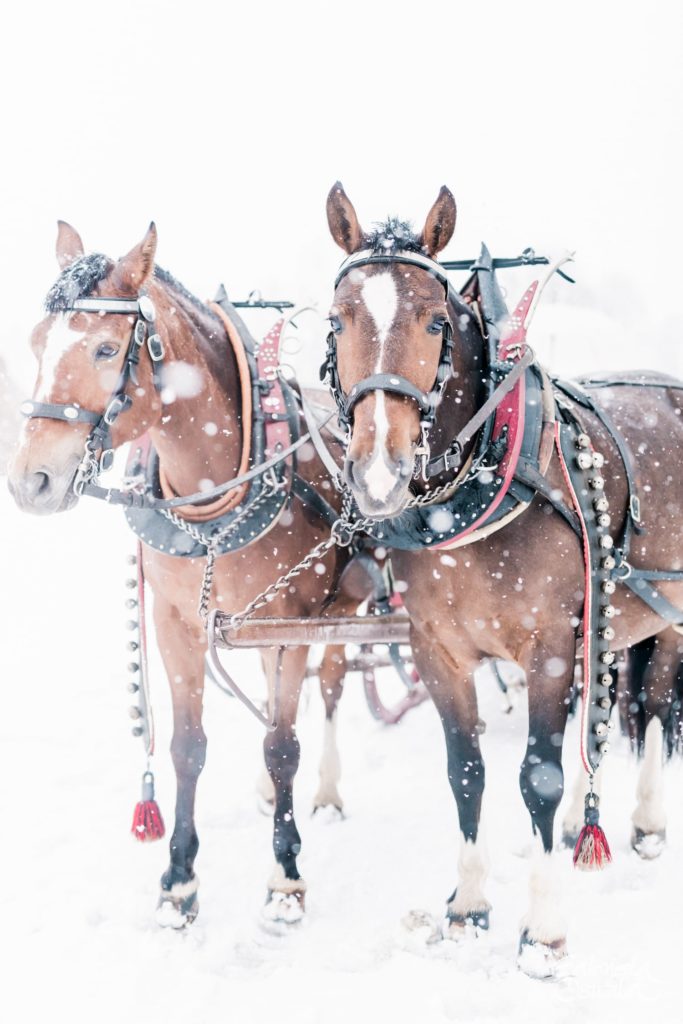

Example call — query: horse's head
[325,183,457,518]
[8,222,162,514]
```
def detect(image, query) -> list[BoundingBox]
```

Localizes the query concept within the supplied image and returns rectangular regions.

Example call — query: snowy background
[1,1,682,1021]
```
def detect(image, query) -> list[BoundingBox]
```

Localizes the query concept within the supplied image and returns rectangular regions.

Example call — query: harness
[21,288,338,560]
[322,241,683,784]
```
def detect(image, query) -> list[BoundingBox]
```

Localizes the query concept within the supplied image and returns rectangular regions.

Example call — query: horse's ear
[56,220,85,269]
[419,186,456,257]
[326,182,365,254]
[111,222,158,294]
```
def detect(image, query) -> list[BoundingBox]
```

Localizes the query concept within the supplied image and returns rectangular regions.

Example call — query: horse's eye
[329,315,342,335]
[427,318,446,336]
[95,343,120,361]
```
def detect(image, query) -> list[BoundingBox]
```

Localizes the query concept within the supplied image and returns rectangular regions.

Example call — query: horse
[562,628,683,856]
[323,182,683,975]
[7,221,363,927]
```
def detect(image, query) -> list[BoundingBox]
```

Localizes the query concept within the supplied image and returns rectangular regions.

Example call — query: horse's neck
[429,295,486,459]
[147,283,243,496]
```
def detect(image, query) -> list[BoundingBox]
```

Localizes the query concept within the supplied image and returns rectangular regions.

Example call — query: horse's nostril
[26,471,51,500]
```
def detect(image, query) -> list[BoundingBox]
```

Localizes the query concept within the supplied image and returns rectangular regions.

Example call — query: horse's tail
[619,633,683,759]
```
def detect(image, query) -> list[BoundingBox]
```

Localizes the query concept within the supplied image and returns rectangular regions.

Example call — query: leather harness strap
[156,300,257,523]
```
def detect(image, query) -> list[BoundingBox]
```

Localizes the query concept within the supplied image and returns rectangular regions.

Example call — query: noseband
[21,293,165,493]
[320,248,455,477]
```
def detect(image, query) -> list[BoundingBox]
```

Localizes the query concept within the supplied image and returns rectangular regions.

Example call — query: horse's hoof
[445,906,490,941]
[261,889,305,929]
[155,889,199,930]
[561,829,580,850]
[632,827,666,859]
[311,802,345,823]
[517,929,568,979]
[401,909,443,946]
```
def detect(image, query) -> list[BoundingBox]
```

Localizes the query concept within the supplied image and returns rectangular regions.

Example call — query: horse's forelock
[365,217,423,256]
[44,253,113,313]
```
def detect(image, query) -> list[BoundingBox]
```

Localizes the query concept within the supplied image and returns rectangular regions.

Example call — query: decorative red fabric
[573,824,612,871]
[131,800,165,842]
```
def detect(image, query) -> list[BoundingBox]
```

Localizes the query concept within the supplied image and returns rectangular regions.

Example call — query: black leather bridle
[21,293,165,494]
[321,246,535,483]
[321,248,458,478]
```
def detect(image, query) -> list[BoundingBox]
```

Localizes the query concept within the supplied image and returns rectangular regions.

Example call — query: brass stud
[600,673,613,687]
[125,598,138,609]
[599,697,611,710]
[127,662,140,673]
[126,554,137,566]
[126,620,138,631]
[127,641,139,652]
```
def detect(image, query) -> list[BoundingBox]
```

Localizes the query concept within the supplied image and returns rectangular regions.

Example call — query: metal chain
[227,494,373,632]
[160,471,283,624]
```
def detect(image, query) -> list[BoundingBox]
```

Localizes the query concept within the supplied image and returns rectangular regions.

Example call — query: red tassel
[131,771,165,842]
[573,792,611,870]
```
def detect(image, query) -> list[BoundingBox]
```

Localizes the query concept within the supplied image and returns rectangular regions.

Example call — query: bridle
[320,248,455,479]
[321,246,535,485]
[21,293,166,495]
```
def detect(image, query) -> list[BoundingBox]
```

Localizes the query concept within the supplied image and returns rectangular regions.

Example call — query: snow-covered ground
[1,485,681,1023]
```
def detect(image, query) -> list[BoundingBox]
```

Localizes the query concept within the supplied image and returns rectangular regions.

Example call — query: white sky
[1,0,682,386]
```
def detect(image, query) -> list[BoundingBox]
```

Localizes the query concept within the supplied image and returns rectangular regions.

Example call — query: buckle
[134,319,146,345]
[147,334,165,361]
[630,495,641,524]
[137,295,156,322]
[104,394,130,425]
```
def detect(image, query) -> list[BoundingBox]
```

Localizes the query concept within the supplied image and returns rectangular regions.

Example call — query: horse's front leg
[411,631,490,939]
[262,645,309,925]
[153,599,207,928]
[517,636,574,977]
[313,644,346,816]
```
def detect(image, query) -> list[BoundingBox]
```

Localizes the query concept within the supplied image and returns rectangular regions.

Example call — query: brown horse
[324,183,683,974]
[7,222,358,927]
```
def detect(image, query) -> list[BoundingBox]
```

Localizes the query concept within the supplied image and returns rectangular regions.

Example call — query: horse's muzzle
[7,464,79,515]
[344,452,412,519]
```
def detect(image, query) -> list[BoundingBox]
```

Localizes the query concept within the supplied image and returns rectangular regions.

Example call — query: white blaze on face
[360,272,399,502]
[36,314,86,400]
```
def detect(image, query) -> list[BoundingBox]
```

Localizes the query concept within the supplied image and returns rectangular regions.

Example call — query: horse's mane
[44,255,218,324]
[364,217,424,255]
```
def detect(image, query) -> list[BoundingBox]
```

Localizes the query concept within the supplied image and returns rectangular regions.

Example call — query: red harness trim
[433,283,537,549]
[256,318,292,459]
